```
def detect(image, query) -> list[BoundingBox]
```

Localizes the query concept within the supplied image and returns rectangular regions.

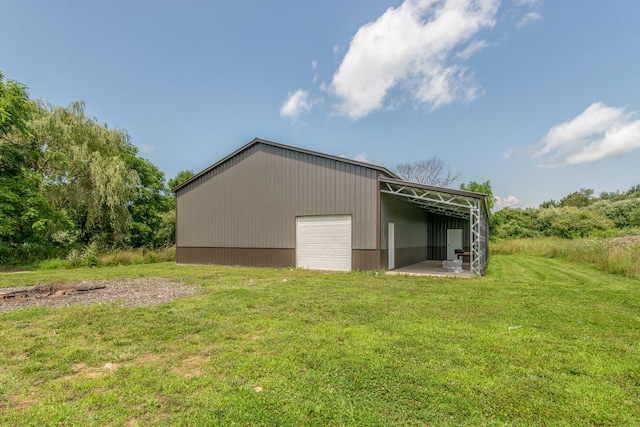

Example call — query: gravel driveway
[0,278,200,313]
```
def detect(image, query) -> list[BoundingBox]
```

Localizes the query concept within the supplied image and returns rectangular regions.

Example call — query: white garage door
[296,215,352,272]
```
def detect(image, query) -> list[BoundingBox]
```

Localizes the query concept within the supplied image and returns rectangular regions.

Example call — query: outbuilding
[173,138,489,276]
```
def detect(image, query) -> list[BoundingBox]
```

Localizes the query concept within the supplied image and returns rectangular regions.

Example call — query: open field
[491,234,640,277]
[1,256,639,426]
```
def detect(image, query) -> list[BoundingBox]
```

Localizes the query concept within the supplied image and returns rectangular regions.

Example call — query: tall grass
[38,246,176,270]
[491,234,640,277]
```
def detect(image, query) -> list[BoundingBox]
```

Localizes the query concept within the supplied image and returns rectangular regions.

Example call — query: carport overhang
[379,177,489,277]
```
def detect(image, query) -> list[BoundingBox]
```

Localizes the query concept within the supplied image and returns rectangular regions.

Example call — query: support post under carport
[379,177,487,277]
[470,201,481,277]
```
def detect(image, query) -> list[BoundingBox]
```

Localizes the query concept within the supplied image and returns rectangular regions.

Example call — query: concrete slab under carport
[386,260,472,278]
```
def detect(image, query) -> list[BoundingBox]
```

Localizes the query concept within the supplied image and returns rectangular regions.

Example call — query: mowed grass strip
[1,257,639,426]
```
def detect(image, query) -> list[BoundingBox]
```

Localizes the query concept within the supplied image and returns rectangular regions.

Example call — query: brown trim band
[177,247,380,271]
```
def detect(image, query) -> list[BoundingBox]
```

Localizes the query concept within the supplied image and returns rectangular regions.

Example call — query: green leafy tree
[168,169,195,190]
[538,207,614,238]
[460,180,495,211]
[124,145,172,247]
[559,188,595,208]
[0,72,33,137]
[153,170,196,246]
[26,101,140,246]
[491,207,541,239]
[540,199,558,208]
[591,198,640,229]
[0,72,69,264]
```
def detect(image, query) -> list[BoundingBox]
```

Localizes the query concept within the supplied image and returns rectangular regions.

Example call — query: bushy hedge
[492,189,640,240]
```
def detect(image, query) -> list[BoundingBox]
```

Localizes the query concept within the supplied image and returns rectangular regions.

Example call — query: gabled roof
[172,137,400,193]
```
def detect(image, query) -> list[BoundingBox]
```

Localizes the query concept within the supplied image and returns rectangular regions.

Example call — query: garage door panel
[296,216,352,272]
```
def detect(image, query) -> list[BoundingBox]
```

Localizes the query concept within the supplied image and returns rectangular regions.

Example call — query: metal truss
[380,177,488,277]
[380,180,476,219]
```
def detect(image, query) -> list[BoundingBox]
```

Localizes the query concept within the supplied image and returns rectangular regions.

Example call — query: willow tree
[28,101,141,245]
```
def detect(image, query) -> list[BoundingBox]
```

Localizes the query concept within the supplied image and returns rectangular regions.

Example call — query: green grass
[1,258,639,426]
[492,234,640,277]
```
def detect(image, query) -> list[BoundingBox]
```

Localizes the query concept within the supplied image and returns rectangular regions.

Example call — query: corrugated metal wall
[426,213,470,260]
[380,194,429,268]
[176,143,379,250]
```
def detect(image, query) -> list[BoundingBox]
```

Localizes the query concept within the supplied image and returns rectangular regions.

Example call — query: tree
[460,180,495,211]
[0,71,33,138]
[0,72,69,263]
[153,170,196,246]
[26,100,141,246]
[538,207,613,238]
[559,188,594,208]
[395,157,459,187]
[491,207,541,239]
[124,145,172,247]
[168,169,195,190]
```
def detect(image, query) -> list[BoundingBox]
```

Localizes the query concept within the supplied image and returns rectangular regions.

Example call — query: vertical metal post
[480,205,488,275]
[470,202,481,277]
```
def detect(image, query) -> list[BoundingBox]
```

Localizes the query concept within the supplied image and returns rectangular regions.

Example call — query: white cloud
[330,0,500,120]
[515,0,542,28]
[532,102,640,167]
[141,144,154,154]
[494,195,521,210]
[311,61,320,84]
[515,0,541,6]
[456,39,489,60]
[339,152,371,163]
[501,148,514,160]
[517,11,541,28]
[353,152,370,163]
[280,89,313,122]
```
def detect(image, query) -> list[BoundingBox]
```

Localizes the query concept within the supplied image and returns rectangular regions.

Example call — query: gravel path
[0,278,200,313]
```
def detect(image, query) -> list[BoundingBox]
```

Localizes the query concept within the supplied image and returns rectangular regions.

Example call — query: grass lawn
[1,256,639,426]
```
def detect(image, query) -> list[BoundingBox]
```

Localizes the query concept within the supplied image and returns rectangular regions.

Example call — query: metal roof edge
[172,137,400,193]
[379,177,490,213]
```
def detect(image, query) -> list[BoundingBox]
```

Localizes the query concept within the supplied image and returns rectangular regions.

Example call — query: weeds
[38,246,176,270]
[491,233,640,277]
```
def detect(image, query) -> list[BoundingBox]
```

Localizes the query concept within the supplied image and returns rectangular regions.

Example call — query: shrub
[538,207,614,238]
[97,246,175,267]
[39,258,72,269]
[66,243,99,268]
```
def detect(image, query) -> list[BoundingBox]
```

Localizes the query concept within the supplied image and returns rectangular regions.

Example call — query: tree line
[0,71,193,265]
[492,186,640,240]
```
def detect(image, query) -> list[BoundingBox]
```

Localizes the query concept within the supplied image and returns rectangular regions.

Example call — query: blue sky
[3,0,640,209]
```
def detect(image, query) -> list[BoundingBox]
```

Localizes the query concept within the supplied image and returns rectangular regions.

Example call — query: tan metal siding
[176,143,379,250]
[380,193,429,269]
[380,194,428,249]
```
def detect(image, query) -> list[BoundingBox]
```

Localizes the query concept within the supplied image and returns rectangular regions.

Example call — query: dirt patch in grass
[0,278,199,313]
[173,355,210,378]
